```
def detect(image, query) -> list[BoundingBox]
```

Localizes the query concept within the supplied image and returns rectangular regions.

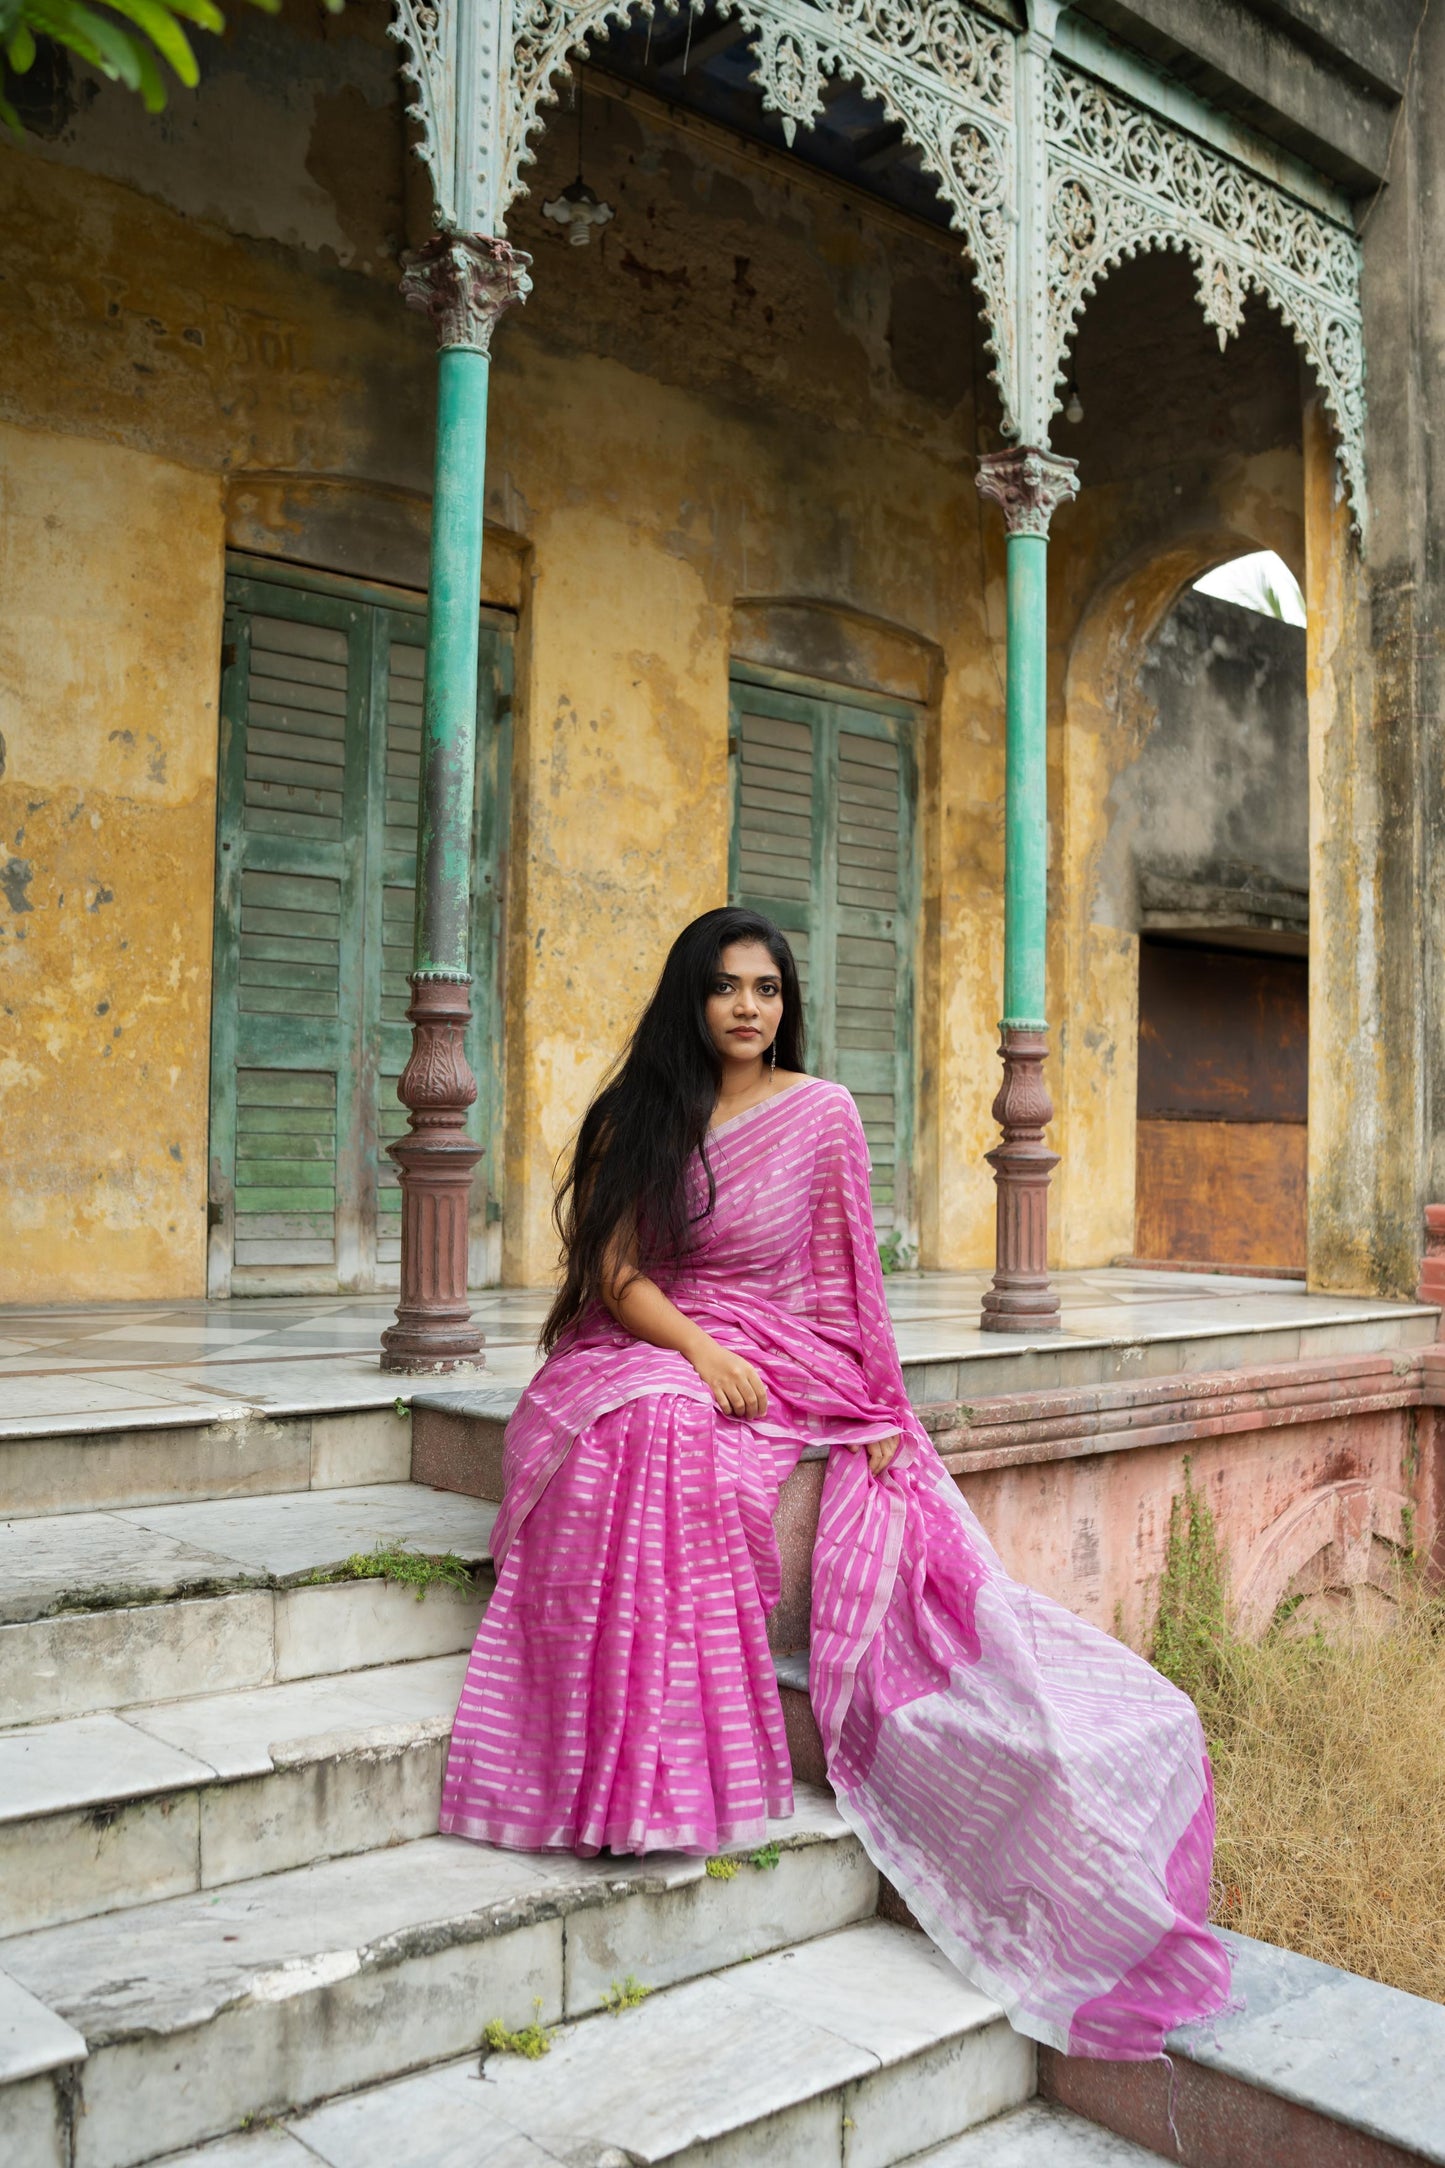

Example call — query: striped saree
[440,1076,1231,2058]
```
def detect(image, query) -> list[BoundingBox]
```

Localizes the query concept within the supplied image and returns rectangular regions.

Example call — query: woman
[441,906,1231,2060]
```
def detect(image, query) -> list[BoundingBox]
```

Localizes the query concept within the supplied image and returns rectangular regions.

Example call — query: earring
[768,1040,777,1073]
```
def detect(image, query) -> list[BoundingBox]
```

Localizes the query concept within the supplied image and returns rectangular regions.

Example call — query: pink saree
[440,1076,1232,2059]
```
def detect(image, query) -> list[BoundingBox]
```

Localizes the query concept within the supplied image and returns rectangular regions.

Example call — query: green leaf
[5,19,36,64]
[156,0,226,30]
[0,86,21,138]
[25,0,148,90]
[98,0,202,86]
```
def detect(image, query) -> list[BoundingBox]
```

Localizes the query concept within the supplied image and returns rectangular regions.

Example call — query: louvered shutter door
[834,728,904,1227]
[730,673,916,1245]
[733,698,815,1007]
[374,620,428,1274]
[213,599,364,1286]
[210,567,513,1295]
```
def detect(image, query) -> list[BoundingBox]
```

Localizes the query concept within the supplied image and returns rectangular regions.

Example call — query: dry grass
[1152,1469,1445,2003]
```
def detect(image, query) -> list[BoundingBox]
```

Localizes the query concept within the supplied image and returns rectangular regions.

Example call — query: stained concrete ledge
[1043,1928,1445,2168]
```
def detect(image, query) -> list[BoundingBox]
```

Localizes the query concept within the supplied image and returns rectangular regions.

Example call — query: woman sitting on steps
[440,904,1231,2061]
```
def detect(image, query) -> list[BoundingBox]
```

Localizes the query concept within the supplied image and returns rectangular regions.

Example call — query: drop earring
[768,1040,777,1074]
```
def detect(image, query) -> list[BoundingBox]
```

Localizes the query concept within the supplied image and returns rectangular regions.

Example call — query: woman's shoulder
[781,1075,863,1123]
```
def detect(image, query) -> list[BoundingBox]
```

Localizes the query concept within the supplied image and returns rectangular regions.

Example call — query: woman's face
[705,940,785,1068]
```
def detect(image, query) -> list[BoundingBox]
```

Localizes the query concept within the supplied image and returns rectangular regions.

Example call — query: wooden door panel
[1135,1117,1307,1270]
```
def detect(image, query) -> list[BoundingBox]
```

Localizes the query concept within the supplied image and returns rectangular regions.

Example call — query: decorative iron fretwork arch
[389,0,1368,530]
[1044,58,1365,529]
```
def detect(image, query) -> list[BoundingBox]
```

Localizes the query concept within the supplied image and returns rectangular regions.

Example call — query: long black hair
[540,906,806,1351]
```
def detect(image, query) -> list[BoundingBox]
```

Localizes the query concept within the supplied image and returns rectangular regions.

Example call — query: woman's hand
[864,1434,899,1477]
[688,1335,768,1419]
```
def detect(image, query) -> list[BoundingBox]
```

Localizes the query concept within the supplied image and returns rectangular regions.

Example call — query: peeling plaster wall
[0,15,1314,1299]
[1102,588,1308,921]
[0,426,223,1300]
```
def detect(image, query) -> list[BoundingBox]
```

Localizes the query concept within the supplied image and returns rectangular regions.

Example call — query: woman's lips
[729,1027,760,1038]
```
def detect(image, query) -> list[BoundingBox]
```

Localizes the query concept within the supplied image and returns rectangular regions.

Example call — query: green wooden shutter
[211,562,512,1294]
[729,670,917,1245]
[834,727,905,1227]
[211,594,367,1291]
[733,694,814,1003]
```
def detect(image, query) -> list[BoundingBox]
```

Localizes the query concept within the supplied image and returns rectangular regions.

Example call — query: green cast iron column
[1003,530,1049,1032]
[976,447,1078,1333]
[381,235,530,1374]
[414,340,489,979]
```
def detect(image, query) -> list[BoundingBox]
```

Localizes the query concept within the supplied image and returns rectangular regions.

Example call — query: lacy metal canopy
[389,0,1367,532]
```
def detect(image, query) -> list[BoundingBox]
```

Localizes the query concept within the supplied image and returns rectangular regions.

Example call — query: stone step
[0,1400,422,1522]
[0,1654,472,1936]
[0,1483,495,1726]
[161,1917,1032,2168]
[1043,1927,1445,2168]
[912,2101,1177,2163]
[0,1794,875,2168]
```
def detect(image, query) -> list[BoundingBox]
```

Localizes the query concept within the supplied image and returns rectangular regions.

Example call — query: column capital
[400,234,532,354]
[976,446,1080,538]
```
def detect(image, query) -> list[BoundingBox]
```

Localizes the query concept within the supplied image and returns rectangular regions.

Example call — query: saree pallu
[440,1076,1232,2059]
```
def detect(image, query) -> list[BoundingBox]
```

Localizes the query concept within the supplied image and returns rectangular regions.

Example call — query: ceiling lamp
[542,66,614,247]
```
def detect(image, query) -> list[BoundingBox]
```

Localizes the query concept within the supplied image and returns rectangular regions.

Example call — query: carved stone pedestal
[380,976,485,1373]
[1419,1204,1445,1335]
[980,1025,1061,1333]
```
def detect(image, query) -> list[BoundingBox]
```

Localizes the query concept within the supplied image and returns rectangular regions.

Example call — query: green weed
[307,1543,479,1602]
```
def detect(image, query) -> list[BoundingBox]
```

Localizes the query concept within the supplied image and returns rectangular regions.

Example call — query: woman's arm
[602,1244,769,1419]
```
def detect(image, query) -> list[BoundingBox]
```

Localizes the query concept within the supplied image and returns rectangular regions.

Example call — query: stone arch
[1233,1479,1416,1638]
[1051,511,1303,1266]
[1043,58,1364,534]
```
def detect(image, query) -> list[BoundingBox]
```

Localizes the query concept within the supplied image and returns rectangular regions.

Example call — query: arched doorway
[1127,553,1309,1273]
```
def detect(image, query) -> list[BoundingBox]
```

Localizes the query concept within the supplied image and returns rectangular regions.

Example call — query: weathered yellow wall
[0,34,1314,1300]
[0,425,224,1299]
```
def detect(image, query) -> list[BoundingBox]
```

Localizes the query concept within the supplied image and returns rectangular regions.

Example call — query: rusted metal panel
[1135,1117,1307,1269]
[1137,939,1308,1123]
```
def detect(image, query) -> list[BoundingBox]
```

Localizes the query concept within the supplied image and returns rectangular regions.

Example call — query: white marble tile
[273,1577,485,1680]
[0,1592,277,1726]
[0,1783,203,1936]
[0,1512,250,1626]
[129,1654,466,1780]
[0,1966,87,2082]
[729,1919,1000,2062]
[1173,1927,1445,2163]
[116,1485,497,1582]
[0,1714,213,1820]
[1,1835,565,2039]
[283,2059,574,2168]
[913,2102,1174,2164]
[470,1970,868,2163]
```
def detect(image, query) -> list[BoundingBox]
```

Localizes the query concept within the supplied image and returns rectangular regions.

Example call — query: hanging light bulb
[542,176,615,246]
[542,65,615,247]
[1064,376,1084,425]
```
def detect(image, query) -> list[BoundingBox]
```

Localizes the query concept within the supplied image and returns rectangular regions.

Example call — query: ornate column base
[380,977,485,1374]
[1419,1204,1445,1336]
[980,1025,1062,1333]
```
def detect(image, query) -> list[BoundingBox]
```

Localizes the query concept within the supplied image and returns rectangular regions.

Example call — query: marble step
[0,1795,875,2168]
[0,1399,424,1523]
[913,2101,1176,2164]
[0,1654,472,1936]
[161,1917,1031,2168]
[1044,1927,1445,2168]
[0,1483,496,1726]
